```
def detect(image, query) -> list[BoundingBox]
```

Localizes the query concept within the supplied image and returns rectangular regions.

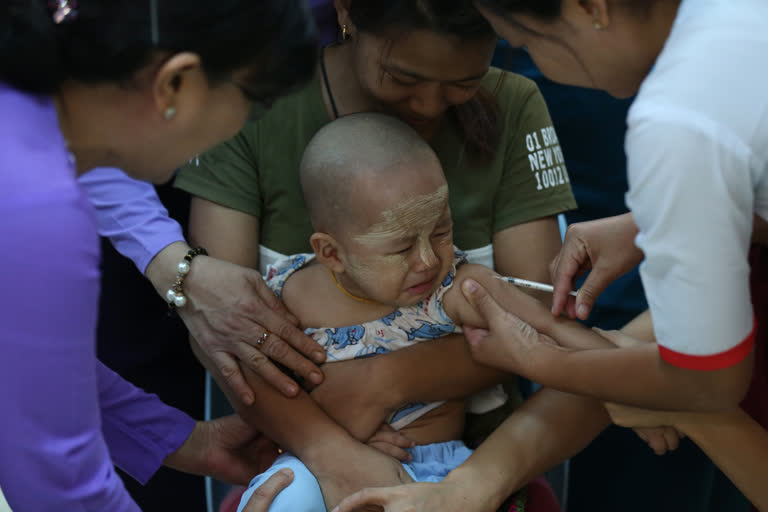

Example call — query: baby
[237,113,510,512]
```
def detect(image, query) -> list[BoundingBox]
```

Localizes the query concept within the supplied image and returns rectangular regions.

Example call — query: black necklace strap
[320,46,340,120]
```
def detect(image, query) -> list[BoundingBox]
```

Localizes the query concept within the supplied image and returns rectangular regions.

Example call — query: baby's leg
[236,453,326,512]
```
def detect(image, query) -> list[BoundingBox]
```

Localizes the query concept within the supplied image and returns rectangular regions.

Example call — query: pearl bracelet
[166,247,208,309]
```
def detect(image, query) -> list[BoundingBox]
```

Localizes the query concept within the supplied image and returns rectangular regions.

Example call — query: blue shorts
[236,440,473,512]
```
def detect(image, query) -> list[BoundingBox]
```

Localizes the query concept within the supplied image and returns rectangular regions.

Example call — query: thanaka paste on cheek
[347,252,408,283]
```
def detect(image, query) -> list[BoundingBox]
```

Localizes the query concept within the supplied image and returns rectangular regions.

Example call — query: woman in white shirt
[334,1,768,510]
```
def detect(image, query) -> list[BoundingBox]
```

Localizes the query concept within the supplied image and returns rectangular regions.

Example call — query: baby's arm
[444,264,618,350]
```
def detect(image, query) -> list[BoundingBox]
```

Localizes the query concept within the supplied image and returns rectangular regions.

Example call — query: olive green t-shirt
[175,67,576,256]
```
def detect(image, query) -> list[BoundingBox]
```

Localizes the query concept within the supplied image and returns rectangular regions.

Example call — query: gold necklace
[328,268,379,305]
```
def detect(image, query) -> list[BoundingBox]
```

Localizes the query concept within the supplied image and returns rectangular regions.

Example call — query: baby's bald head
[299,113,443,236]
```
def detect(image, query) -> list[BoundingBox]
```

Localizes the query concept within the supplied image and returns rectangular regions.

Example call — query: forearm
[536,308,747,411]
[493,216,565,309]
[529,343,753,411]
[371,289,620,408]
[548,307,653,348]
[500,293,750,410]
[248,379,352,465]
[617,309,655,342]
[377,334,506,407]
[308,340,494,442]
[444,389,609,511]
[190,340,356,467]
[675,409,768,511]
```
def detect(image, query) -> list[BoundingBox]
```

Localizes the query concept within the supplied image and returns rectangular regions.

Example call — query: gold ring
[256,331,269,346]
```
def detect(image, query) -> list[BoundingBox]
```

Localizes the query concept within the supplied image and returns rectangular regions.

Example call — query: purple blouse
[0,84,196,510]
[79,167,184,274]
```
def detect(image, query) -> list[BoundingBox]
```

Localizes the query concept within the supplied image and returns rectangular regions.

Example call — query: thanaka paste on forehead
[353,185,449,248]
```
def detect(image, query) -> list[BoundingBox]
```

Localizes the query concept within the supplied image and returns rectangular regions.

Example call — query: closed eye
[386,71,420,87]
[452,80,481,90]
[393,245,413,255]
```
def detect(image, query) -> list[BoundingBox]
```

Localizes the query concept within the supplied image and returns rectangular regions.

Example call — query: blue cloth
[400,440,473,483]
[236,441,472,512]
[237,454,325,512]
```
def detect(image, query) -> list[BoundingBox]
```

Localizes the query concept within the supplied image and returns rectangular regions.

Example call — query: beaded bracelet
[166,247,208,309]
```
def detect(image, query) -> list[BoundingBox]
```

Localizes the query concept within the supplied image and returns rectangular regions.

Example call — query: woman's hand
[148,242,326,403]
[240,469,295,512]
[310,441,415,509]
[459,279,565,376]
[550,214,644,320]
[633,426,685,456]
[182,255,326,401]
[605,402,685,456]
[366,424,415,462]
[332,481,476,512]
[164,414,280,485]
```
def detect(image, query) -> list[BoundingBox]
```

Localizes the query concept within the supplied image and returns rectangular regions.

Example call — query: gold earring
[342,24,349,40]
[164,107,176,120]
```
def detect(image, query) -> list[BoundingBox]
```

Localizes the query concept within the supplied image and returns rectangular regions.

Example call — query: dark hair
[347,0,503,161]
[0,0,317,97]
[475,0,562,20]
[476,0,655,21]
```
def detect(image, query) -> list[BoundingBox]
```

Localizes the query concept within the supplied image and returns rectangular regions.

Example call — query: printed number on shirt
[525,126,570,191]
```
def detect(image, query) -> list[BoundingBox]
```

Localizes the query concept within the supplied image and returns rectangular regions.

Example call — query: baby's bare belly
[398,399,466,446]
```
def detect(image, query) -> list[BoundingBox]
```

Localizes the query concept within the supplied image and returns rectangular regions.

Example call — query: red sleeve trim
[658,319,756,371]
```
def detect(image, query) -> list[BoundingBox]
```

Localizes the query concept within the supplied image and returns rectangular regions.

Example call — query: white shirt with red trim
[625,0,768,370]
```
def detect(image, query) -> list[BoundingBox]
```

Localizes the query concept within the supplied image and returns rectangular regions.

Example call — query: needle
[492,276,578,297]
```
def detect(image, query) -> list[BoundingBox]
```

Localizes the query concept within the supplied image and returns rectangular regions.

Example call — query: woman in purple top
[70,0,344,413]
[0,1,316,510]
